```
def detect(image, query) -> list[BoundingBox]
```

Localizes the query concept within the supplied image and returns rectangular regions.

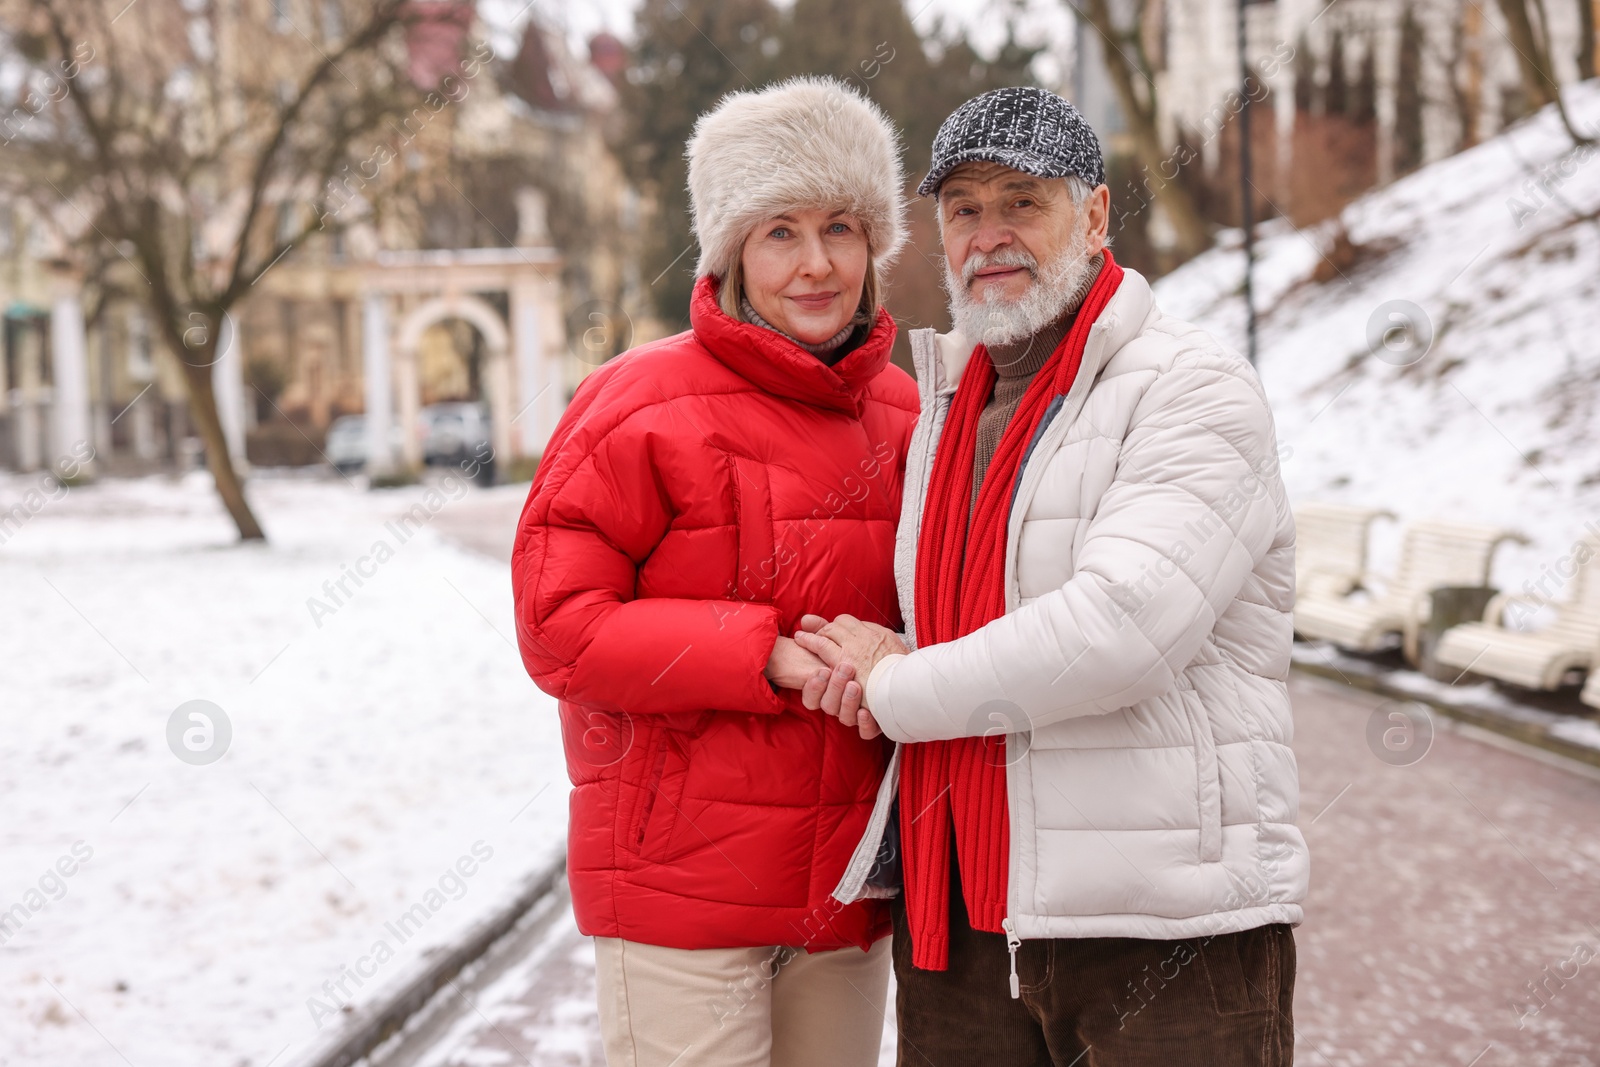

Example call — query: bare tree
[1579,0,1595,81]
[1494,0,1594,143]
[1072,0,1212,262]
[1,0,447,540]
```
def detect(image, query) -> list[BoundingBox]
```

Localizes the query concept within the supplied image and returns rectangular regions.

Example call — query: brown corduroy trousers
[890,849,1297,1067]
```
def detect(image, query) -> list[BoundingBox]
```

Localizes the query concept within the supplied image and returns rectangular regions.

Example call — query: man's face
[937,161,1108,305]
[936,161,1111,347]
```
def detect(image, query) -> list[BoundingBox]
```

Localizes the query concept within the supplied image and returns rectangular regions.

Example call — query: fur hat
[686,77,906,282]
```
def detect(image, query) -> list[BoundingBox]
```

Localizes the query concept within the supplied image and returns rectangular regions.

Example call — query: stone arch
[395,293,509,356]
[393,293,513,469]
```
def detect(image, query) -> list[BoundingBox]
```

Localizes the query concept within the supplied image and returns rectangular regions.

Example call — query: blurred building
[1164,0,1588,179]
[0,222,83,475]
[0,1,655,477]
[1075,0,1594,239]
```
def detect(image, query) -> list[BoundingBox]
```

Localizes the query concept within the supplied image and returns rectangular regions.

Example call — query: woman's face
[738,207,868,345]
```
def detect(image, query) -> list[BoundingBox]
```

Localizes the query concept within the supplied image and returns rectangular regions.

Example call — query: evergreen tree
[775,1,1041,179]
[615,0,783,328]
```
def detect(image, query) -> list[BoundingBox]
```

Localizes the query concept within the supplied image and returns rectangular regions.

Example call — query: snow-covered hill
[1155,81,1600,595]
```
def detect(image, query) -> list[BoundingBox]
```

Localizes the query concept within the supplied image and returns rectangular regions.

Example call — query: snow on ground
[1154,81,1600,601]
[393,896,901,1067]
[0,470,567,1067]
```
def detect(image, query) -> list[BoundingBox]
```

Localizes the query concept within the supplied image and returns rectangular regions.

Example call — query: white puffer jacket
[832,268,1309,942]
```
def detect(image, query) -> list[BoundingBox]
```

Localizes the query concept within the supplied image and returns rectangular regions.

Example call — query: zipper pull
[1002,917,1021,999]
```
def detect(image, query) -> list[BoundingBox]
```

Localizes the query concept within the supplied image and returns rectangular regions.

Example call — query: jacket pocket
[1183,688,1223,863]
[1198,924,1285,1014]
[728,454,776,604]
[623,727,691,863]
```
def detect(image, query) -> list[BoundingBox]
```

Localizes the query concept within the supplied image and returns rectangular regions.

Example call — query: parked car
[419,402,494,483]
[325,414,403,475]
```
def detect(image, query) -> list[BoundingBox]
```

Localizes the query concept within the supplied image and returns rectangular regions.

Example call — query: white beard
[944,225,1096,349]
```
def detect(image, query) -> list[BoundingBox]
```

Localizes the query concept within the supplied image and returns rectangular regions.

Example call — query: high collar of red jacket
[689,275,897,416]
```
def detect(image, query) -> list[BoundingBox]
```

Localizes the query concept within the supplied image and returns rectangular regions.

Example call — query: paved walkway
[1286,673,1600,1067]
[426,494,1600,1067]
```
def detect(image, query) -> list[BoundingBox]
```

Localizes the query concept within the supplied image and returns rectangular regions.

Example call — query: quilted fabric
[835,268,1310,944]
[512,276,917,952]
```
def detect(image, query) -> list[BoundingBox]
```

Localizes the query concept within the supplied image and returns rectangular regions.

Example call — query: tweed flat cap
[919,86,1105,196]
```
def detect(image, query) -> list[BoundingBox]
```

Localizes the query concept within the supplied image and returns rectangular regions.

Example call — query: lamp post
[1238,0,1261,366]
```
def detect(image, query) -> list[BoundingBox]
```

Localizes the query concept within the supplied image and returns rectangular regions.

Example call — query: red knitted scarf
[900,250,1123,970]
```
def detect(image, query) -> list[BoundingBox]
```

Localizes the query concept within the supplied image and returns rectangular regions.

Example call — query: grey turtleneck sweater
[739,295,865,366]
[969,253,1104,519]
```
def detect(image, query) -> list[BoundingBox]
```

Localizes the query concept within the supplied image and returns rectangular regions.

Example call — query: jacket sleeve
[512,403,786,717]
[865,359,1284,743]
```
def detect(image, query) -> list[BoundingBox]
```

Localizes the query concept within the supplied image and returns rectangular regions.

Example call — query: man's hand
[800,661,882,738]
[763,635,829,690]
[794,615,908,739]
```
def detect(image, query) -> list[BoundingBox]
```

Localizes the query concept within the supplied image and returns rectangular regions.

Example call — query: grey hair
[1063,174,1093,205]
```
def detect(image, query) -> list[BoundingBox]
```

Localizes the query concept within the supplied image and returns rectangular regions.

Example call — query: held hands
[762,614,909,739]
[763,635,829,690]
[792,614,909,740]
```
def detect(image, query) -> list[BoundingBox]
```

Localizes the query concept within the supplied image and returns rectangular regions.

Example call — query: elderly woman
[511,78,916,1067]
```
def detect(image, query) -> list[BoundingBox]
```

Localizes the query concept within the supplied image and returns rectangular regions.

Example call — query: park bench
[1583,652,1600,712]
[1433,534,1600,690]
[1294,502,1394,600]
[1293,517,1528,664]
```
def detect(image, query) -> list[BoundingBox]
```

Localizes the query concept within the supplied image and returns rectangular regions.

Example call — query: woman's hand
[794,615,908,739]
[763,635,829,690]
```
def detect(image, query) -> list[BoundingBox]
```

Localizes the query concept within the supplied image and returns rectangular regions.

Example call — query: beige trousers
[591,935,891,1067]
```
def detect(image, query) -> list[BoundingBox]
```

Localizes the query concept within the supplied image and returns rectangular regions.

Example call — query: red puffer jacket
[512,277,917,953]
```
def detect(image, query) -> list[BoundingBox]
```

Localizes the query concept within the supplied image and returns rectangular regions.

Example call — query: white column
[130,399,156,461]
[92,327,113,460]
[362,291,395,477]
[50,280,93,474]
[533,282,568,455]
[511,280,545,457]
[16,322,43,471]
[214,311,248,471]
[395,342,422,472]
[484,344,514,466]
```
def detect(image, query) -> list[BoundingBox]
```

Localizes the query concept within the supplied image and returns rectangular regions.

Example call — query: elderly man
[794,87,1309,1065]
